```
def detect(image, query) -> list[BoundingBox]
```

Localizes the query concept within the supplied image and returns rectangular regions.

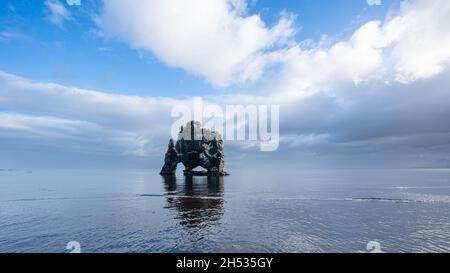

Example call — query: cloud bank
[98,0,296,87]
[96,0,450,91]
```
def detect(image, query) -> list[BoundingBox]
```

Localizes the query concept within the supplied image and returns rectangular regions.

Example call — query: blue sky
[0,0,208,97]
[2,0,450,169]
[0,0,399,97]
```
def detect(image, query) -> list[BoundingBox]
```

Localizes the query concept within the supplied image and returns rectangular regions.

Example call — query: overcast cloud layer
[2,0,450,168]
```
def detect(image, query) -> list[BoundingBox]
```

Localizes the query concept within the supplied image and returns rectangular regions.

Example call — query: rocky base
[183,170,230,177]
[160,170,176,176]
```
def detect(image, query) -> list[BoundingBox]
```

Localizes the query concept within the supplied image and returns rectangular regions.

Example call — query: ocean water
[0,168,450,253]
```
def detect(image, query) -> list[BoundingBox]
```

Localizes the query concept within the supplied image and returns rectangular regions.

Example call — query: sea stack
[160,121,229,176]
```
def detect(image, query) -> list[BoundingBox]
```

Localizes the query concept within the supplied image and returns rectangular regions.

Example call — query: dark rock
[160,121,229,176]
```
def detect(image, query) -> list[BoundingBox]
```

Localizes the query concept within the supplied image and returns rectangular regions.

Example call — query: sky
[1,0,450,169]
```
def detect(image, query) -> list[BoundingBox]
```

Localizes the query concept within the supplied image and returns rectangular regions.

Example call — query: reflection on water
[1,169,450,252]
[162,175,224,231]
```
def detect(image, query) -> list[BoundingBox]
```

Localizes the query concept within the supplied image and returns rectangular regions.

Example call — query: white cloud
[367,0,382,6]
[97,0,450,90]
[97,0,295,87]
[0,112,161,157]
[0,71,180,157]
[261,0,450,98]
[268,21,387,97]
[387,0,450,83]
[66,0,81,6]
[45,0,71,27]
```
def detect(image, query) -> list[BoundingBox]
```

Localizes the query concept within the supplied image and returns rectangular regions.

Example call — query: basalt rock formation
[160,121,229,176]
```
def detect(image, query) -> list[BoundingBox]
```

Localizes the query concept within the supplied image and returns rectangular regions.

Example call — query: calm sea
[1,168,449,252]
